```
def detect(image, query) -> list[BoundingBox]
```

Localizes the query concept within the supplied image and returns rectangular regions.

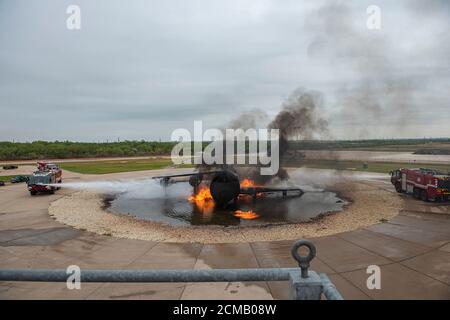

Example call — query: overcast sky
[0,0,449,142]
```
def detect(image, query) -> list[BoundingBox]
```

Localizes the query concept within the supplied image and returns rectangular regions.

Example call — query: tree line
[1,138,448,161]
[0,141,177,160]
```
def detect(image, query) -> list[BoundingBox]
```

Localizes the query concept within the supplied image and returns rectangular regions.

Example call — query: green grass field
[59,158,193,174]
[0,175,15,182]
[285,159,450,174]
[288,139,450,153]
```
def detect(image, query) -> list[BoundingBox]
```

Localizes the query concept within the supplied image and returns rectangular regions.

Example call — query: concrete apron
[0,170,449,300]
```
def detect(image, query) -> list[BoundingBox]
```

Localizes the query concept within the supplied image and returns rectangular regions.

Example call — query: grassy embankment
[287,159,450,174]
[58,158,450,175]
[59,158,193,174]
[0,175,15,182]
[1,139,449,175]
[288,139,450,153]
[1,158,448,175]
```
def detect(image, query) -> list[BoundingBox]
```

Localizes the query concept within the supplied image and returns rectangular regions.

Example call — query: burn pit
[106,174,347,227]
[103,89,346,227]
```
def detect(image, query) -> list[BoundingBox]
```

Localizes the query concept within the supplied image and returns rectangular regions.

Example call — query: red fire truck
[27,162,62,195]
[390,168,450,202]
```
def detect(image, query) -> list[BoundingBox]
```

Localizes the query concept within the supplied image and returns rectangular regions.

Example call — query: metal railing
[0,240,343,300]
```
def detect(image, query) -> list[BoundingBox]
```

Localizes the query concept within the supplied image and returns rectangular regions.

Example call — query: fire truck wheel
[30,191,37,196]
[413,188,420,199]
[420,189,429,202]
[394,182,402,193]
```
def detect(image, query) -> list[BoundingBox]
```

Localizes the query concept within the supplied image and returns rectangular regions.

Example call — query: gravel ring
[48,180,402,243]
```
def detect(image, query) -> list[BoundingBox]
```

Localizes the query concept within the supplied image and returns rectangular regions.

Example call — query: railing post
[289,240,323,300]
[289,270,323,300]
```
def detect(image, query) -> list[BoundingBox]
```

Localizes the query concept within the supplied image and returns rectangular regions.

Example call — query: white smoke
[48,178,192,199]
[47,168,388,200]
[289,167,388,189]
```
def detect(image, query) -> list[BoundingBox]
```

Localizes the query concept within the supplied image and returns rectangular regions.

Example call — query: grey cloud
[0,0,449,141]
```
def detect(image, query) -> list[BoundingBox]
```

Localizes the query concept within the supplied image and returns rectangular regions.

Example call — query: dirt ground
[0,165,36,176]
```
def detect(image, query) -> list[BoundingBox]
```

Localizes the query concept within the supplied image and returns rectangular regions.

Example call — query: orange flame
[239,178,264,201]
[240,178,257,188]
[188,185,215,214]
[234,210,260,220]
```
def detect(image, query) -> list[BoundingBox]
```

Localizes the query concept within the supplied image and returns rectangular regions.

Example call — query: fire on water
[188,185,215,214]
[239,178,264,202]
[188,179,261,218]
[233,210,260,220]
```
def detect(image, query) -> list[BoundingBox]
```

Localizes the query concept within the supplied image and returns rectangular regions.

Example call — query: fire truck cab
[27,162,62,195]
[391,168,450,202]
